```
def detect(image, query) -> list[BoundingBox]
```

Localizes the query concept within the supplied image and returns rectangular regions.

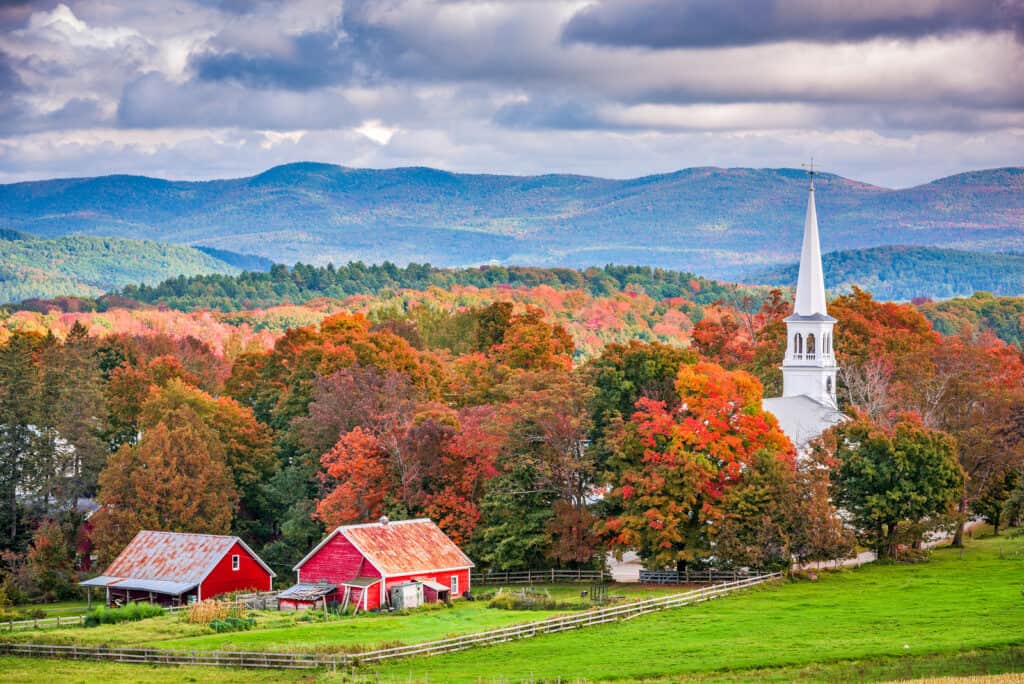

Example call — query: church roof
[793,180,828,317]
[763,395,844,450]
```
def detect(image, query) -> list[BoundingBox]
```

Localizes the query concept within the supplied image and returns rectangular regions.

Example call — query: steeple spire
[793,168,827,316]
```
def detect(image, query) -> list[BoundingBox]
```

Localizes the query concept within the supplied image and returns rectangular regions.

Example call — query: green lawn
[13,600,90,617]
[5,536,1023,682]
[2,583,676,654]
[361,533,1024,683]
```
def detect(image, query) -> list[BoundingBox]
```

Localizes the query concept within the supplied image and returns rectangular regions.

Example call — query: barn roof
[81,530,275,592]
[295,518,474,576]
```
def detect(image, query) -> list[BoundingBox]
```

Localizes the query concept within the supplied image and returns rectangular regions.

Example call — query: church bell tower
[782,171,838,407]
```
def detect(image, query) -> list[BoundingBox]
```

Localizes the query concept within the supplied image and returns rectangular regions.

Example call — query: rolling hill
[744,246,1024,301]
[1,164,1021,280]
[0,234,266,304]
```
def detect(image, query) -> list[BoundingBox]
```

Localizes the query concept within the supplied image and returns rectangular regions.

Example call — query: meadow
[361,532,1024,682]
[3,534,1024,682]
[3,583,676,654]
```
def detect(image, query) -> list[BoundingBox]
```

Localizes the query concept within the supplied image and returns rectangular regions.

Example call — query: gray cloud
[563,0,1024,49]
[0,0,1021,188]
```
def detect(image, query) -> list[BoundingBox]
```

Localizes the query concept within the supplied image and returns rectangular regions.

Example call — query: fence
[638,568,760,584]
[472,569,609,585]
[4,614,88,632]
[0,573,781,670]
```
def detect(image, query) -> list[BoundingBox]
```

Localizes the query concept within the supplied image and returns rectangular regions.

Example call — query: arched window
[794,333,803,355]
[806,333,816,357]
[826,376,833,394]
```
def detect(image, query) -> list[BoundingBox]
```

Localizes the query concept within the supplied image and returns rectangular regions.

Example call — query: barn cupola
[781,169,838,407]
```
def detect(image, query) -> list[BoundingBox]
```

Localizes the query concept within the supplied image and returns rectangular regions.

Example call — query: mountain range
[1,163,1021,280]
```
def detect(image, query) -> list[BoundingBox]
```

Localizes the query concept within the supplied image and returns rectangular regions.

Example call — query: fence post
[551,569,555,583]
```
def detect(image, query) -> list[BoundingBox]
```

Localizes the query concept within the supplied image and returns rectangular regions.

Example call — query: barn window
[450,575,459,597]
[232,554,240,571]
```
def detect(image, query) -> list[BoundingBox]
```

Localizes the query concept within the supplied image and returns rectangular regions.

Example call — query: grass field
[3,533,1023,682]
[13,600,89,617]
[3,583,677,654]
[359,532,1024,683]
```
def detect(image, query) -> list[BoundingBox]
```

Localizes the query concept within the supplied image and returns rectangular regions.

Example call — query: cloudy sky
[0,0,1022,187]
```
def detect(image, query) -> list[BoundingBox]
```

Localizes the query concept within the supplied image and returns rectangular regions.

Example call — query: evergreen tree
[0,333,41,549]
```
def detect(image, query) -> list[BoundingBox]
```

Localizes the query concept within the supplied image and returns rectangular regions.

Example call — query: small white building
[762,176,844,450]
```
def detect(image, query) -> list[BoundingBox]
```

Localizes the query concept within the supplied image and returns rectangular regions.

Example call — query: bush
[209,616,256,633]
[84,602,165,627]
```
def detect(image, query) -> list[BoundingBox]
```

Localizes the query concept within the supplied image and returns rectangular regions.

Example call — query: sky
[0,0,1022,187]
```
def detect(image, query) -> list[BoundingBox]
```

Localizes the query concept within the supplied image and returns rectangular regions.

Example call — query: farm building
[80,530,275,607]
[284,517,473,612]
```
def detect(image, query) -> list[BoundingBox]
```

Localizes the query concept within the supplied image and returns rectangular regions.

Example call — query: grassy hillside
[1,164,1021,279]
[364,533,1024,682]
[746,246,1024,300]
[0,234,246,304]
[2,533,1023,682]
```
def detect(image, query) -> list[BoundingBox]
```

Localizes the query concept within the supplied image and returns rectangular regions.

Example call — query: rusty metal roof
[86,530,275,589]
[295,518,474,576]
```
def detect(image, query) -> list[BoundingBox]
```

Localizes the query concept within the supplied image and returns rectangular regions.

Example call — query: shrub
[209,616,256,633]
[185,599,246,625]
[84,602,165,627]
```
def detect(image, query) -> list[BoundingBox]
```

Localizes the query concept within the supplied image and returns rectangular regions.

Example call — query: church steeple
[780,167,838,407]
[793,178,828,317]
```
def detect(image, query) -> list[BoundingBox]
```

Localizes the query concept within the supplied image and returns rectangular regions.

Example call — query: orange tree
[91,406,237,562]
[602,361,793,570]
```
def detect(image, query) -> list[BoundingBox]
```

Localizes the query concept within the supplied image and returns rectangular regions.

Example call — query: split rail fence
[4,614,88,632]
[0,573,781,670]
[472,569,609,585]
[638,568,759,584]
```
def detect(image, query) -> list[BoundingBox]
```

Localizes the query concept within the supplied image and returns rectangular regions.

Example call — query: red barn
[80,530,275,607]
[288,517,473,612]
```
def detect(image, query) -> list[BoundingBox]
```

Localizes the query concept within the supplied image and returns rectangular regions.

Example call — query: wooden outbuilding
[80,530,275,607]
[286,517,473,612]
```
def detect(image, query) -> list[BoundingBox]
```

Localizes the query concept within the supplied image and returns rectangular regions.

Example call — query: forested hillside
[746,246,1024,300]
[2,279,1021,593]
[2,164,1021,278]
[0,234,262,304]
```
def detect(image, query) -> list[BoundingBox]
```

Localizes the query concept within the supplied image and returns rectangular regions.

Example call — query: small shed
[276,582,337,610]
[289,517,474,612]
[80,530,275,607]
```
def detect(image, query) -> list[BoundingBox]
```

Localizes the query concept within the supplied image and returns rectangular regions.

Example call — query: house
[80,530,275,607]
[285,517,474,612]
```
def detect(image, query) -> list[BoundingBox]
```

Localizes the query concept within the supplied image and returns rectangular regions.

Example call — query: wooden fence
[4,614,88,632]
[0,573,781,670]
[638,568,759,584]
[472,569,609,585]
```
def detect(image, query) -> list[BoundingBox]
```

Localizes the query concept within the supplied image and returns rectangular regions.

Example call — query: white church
[762,175,844,450]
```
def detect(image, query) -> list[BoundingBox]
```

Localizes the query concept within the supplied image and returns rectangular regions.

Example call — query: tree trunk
[951,497,967,548]
[884,523,899,560]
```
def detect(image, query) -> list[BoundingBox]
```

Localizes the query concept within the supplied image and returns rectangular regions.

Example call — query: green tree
[826,414,964,559]
[0,332,42,549]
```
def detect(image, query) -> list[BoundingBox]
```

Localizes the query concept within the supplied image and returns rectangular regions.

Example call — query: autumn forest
[2,264,1023,603]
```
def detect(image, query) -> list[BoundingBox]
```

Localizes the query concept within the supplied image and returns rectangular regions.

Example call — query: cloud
[0,0,1021,188]
[563,0,1024,49]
